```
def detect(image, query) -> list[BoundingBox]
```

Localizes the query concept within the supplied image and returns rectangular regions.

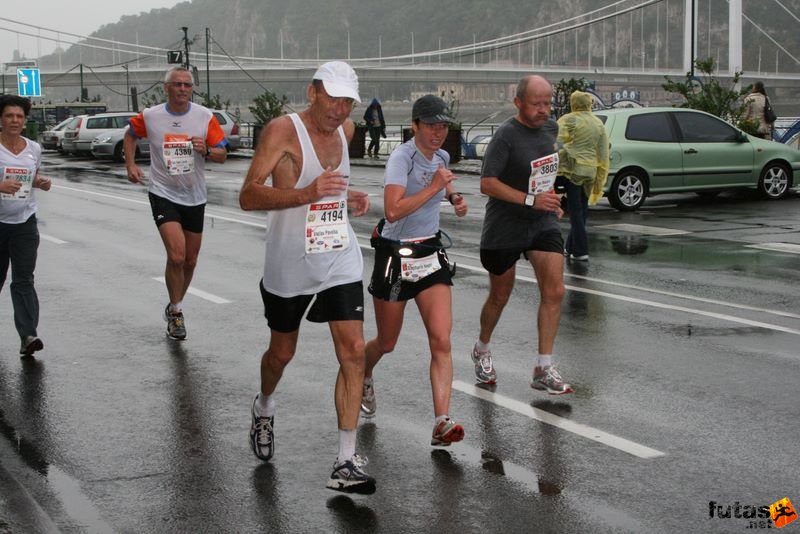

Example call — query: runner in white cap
[239,61,376,494]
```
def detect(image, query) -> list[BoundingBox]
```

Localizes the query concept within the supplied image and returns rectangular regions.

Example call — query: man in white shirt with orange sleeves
[125,66,227,340]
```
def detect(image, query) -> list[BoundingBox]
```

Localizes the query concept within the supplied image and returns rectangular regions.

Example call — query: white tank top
[260,114,363,297]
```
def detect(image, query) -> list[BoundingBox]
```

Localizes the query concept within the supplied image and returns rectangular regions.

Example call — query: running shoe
[326,454,376,494]
[470,343,497,384]
[163,304,187,340]
[361,377,376,418]
[19,336,43,357]
[431,417,465,446]
[249,395,275,461]
[531,365,574,395]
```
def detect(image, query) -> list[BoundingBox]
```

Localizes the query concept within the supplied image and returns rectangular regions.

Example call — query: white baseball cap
[312,61,361,103]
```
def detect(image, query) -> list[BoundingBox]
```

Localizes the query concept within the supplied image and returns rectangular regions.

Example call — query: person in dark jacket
[363,98,386,158]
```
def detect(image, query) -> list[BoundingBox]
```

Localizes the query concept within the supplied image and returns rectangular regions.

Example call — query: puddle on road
[0,408,114,533]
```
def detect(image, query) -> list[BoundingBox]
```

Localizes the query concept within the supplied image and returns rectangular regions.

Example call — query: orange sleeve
[128,113,147,138]
[206,116,226,147]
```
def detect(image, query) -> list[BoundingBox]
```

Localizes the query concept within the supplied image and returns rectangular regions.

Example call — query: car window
[595,114,608,124]
[673,112,739,142]
[626,113,674,142]
[112,116,132,128]
[52,118,73,131]
[87,117,112,129]
[213,112,228,126]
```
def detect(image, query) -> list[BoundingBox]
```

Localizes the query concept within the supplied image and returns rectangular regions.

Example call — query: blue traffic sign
[17,68,42,97]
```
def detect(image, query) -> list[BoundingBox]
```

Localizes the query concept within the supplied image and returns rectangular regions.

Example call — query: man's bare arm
[239,117,348,211]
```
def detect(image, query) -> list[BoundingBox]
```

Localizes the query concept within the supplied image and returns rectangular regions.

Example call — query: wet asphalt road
[0,152,799,533]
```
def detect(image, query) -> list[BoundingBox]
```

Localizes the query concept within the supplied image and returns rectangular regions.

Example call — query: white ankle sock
[338,429,357,463]
[537,354,553,369]
[255,393,274,417]
[475,340,490,353]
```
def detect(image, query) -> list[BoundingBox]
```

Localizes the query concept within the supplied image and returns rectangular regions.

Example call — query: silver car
[62,112,136,156]
[91,126,150,162]
[40,117,78,151]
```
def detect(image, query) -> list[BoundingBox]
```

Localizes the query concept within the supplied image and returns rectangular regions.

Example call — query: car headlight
[93,135,113,145]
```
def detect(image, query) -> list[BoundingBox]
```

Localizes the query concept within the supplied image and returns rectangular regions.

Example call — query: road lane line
[152,277,231,304]
[595,223,691,236]
[56,185,799,331]
[55,185,267,227]
[443,248,800,320]
[746,242,800,254]
[564,272,800,320]
[40,233,68,244]
[456,263,800,336]
[452,380,665,459]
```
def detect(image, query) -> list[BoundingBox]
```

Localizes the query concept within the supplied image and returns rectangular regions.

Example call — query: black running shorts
[480,229,564,275]
[148,192,205,233]
[260,280,364,333]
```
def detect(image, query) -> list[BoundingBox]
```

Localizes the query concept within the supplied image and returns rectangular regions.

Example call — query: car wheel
[758,162,791,199]
[608,169,647,211]
[113,142,125,163]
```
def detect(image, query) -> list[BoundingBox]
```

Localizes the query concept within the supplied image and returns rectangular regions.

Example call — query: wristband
[447,192,462,205]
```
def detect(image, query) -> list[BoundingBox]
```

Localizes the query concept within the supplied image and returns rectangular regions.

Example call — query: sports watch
[524,194,535,208]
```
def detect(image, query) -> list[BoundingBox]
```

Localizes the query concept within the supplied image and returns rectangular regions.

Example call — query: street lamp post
[123,64,130,111]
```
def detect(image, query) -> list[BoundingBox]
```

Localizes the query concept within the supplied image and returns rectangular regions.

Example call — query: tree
[662,58,757,134]
[249,90,289,125]
[552,77,591,118]
[197,92,231,110]
[140,86,165,108]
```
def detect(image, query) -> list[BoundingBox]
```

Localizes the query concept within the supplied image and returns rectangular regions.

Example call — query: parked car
[211,109,240,151]
[595,107,800,211]
[62,112,136,156]
[59,115,88,155]
[91,125,150,162]
[40,117,78,151]
[463,134,492,159]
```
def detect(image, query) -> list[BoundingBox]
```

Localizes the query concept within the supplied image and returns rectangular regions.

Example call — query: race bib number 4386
[162,134,195,175]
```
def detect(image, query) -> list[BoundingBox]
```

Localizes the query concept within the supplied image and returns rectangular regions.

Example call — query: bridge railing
[238,122,502,159]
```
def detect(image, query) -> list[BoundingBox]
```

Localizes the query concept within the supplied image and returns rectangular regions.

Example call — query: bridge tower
[684,0,742,75]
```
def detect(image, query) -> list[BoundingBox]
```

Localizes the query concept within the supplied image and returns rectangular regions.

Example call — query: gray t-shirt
[381,139,449,241]
[480,117,560,249]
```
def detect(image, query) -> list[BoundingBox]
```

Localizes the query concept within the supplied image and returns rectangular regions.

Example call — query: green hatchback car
[595,107,800,211]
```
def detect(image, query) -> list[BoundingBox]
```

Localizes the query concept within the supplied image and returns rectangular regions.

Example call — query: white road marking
[153,277,231,304]
[40,233,68,244]
[746,242,800,254]
[55,184,266,227]
[56,185,797,331]
[455,262,800,336]
[596,223,690,236]
[452,380,665,459]
[565,273,800,320]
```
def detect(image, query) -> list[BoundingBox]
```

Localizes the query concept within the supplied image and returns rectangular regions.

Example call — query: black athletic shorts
[148,192,205,233]
[480,228,564,275]
[260,280,364,333]
[368,237,453,302]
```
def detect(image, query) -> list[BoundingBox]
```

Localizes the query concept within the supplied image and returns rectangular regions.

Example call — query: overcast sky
[1,1,181,66]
